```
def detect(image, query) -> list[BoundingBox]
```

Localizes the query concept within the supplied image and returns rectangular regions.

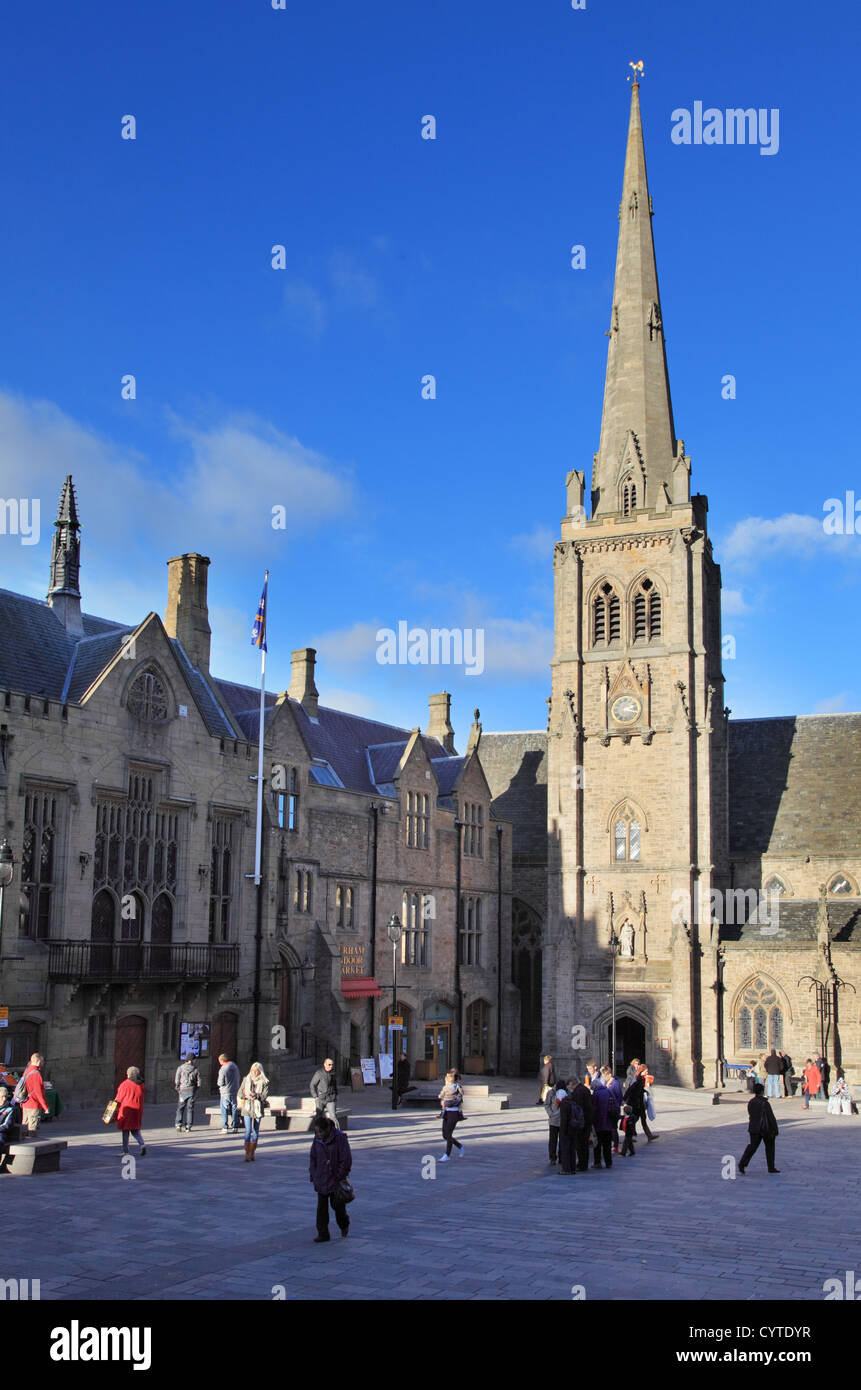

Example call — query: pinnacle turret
[47,474,83,635]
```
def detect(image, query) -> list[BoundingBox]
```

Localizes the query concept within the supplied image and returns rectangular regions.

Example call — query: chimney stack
[428,691,456,755]
[289,648,319,717]
[165,554,211,673]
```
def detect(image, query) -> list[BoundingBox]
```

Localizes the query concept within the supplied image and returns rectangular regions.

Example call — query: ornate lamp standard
[609,931,620,1075]
[387,914,402,1111]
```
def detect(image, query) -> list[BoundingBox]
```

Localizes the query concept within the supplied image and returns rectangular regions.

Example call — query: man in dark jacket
[310,1058,338,1123]
[568,1076,594,1172]
[536,1055,556,1105]
[557,1080,580,1175]
[174,1055,200,1132]
[738,1083,780,1174]
[779,1051,795,1098]
[310,1116,352,1241]
[591,1082,617,1168]
[764,1049,783,1099]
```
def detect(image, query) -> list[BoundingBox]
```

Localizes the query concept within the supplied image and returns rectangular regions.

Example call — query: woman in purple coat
[310,1115,353,1243]
[591,1077,619,1168]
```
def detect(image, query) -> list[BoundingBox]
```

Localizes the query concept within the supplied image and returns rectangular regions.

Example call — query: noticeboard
[360,1057,377,1085]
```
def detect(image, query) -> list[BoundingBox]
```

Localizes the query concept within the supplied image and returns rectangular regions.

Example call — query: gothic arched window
[613,806,642,862]
[593,583,621,646]
[828,873,855,896]
[764,875,788,897]
[736,977,783,1053]
[127,668,169,723]
[622,476,637,516]
[632,577,661,642]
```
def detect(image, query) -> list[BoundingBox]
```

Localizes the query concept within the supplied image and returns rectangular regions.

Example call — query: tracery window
[827,873,855,896]
[613,806,641,862]
[209,816,235,942]
[127,668,169,722]
[736,977,783,1052]
[401,889,429,967]
[632,577,661,642]
[593,583,621,646]
[763,875,788,897]
[622,476,637,516]
[19,790,57,939]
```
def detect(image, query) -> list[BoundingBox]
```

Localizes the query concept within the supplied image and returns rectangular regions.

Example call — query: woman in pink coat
[114,1066,147,1156]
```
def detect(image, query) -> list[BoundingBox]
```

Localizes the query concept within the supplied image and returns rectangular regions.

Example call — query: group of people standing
[539,1055,658,1173]
[747,1050,855,1114]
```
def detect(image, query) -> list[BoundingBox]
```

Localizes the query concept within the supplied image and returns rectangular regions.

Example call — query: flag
[251,575,268,652]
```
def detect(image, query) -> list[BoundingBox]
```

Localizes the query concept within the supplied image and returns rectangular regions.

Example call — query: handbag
[102,1100,118,1125]
[334,1178,356,1204]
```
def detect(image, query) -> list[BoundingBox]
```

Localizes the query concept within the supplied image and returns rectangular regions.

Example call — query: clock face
[611,695,641,725]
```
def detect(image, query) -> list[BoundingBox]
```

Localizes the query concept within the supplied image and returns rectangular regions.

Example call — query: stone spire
[591,83,688,517]
[47,475,84,636]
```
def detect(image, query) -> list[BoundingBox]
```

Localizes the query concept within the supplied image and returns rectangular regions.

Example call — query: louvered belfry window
[593,583,621,646]
[632,577,661,642]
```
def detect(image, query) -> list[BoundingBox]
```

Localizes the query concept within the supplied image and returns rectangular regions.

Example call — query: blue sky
[1,0,859,741]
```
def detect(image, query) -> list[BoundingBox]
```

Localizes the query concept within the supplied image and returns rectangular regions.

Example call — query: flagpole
[251,570,269,1062]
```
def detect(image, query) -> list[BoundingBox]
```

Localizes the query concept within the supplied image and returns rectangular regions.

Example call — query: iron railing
[47,940,240,983]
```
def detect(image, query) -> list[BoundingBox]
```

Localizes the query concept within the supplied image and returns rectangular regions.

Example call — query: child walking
[619,1103,637,1157]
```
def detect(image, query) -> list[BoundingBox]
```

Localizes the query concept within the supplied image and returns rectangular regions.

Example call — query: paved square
[5,1080,859,1301]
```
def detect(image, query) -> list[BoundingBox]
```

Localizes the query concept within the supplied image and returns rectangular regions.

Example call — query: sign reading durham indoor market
[341,943,367,978]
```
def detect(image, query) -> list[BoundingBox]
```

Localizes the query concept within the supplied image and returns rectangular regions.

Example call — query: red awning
[341,976,382,999]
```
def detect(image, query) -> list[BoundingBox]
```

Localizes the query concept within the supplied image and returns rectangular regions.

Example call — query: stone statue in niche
[620,921,634,958]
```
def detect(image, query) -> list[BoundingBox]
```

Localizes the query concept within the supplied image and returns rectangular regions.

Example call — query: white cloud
[318,687,382,718]
[721,588,750,616]
[329,251,379,309]
[283,279,328,336]
[312,620,382,669]
[814,692,850,714]
[722,512,858,567]
[509,525,556,562]
[482,617,553,677]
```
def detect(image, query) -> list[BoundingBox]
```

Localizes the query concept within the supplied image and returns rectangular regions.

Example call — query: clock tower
[545,80,728,1086]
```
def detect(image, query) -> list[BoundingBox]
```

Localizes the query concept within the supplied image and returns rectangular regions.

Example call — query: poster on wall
[180,1021,210,1060]
[379,1052,393,1081]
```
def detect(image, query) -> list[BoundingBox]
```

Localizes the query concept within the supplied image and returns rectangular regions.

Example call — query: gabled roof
[722,899,861,944]
[0,589,126,699]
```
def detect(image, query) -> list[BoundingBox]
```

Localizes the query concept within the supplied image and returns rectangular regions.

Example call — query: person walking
[801,1058,822,1110]
[537,1054,557,1105]
[238,1062,269,1161]
[544,1085,566,1166]
[174,1055,200,1132]
[619,1103,637,1157]
[738,1082,780,1174]
[16,1053,50,1139]
[780,1051,795,1098]
[624,1057,640,1091]
[815,1054,829,1099]
[591,1076,617,1169]
[625,1064,657,1142]
[310,1114,352,1242]
[438,1069,465,1161]
[310,1058,339,1124]
[114,1066,146,1157]
[764,1049,783,1099]
[216,1053,241,1133]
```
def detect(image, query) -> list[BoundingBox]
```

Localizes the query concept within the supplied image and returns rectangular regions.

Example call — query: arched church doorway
[606,1015,646,1078]
[512,899,542,1075]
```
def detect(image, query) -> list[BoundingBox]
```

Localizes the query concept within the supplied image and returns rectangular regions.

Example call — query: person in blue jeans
[174,1055,200,1131]
[238,1062,269,1161]
[764,1049,783,1099]
[217,1053,242,1133]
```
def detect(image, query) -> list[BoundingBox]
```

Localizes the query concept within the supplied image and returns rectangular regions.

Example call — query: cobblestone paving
[6,1081,858,1301]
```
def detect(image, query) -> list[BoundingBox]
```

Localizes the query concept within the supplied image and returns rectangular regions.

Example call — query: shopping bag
[102,1100,118,1125]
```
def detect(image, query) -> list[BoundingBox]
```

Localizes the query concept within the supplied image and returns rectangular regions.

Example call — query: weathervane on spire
[627,60,644,83]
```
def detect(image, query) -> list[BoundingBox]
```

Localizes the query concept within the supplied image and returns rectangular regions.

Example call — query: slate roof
[728,715,861,856]
[721,899,861,944]
[0,589,126,699]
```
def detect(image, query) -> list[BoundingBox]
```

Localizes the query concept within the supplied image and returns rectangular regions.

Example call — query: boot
[244,1141,251,1162]
[249,1142,257,1161]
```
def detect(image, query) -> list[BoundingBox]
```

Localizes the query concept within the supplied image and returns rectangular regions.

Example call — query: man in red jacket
[19,1053,50,1138]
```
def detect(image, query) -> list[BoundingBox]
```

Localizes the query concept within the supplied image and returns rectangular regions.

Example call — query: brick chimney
[165,554,212,673]
[428,691,456,754]
[288,648,319,717]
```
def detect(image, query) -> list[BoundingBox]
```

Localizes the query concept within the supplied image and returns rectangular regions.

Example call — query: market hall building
[0,483,517,1103]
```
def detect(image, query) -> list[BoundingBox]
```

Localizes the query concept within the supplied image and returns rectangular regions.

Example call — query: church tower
[545,81,728,1087]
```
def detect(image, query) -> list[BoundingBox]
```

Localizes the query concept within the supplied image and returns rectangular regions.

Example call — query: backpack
[565,1099,585,1129]
[12,1072,30,1105]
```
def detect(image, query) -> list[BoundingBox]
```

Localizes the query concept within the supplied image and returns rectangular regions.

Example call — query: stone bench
[400,1086,510,1112]
[3,1139,68,1175]
[206,1098,350,1132]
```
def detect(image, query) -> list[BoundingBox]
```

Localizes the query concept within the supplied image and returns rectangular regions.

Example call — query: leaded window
[401,890,429,967]
[127,668,169,722]
[19,790,57,939]
[209,817,235,943]
[613,806,641,862]
[459,895,482,965]
[828,873,854,896]
[465,998,489,1057]
[736,977,783,1052]
[406,792,430,849]
[336,883,355,929]
[94,775,181,947]
[463,802,484,858]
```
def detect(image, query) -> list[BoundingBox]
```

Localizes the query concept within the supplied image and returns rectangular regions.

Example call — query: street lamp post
[0,841,15,958]
[387,913,402,1111]
[609,932,620,1076]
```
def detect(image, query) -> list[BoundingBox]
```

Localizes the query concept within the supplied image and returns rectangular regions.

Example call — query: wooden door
[423,1023,451,1080]
[210,1011,238,1090]
[114,1014,147,1088]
